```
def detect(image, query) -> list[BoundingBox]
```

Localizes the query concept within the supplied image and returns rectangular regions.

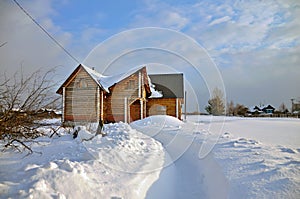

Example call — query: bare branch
[49,126,63,138]
[0,66,61,154]
[4,139,33,154]
[0,42,7,48]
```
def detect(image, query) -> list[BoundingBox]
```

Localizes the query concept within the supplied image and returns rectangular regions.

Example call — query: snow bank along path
[0,122,165,199]
[131,116,229,199]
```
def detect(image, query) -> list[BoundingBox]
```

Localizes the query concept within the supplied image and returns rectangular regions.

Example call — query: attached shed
[147,74,184,120]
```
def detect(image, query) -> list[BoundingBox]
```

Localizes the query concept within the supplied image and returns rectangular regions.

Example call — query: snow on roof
[82,65,163,97]
[148,74,184,98]
[149,86,163,98]
[81,65,104,82]
[81,65,107,91]
[82,65,144,92]
[248,106,262,112]
[248,104,275,113]
[147,76,163,98]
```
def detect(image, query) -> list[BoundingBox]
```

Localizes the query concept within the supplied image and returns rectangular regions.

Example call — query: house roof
[56,64,152,94]
[56,64,85,94]
[249,104,275,113]
[81,64,136,92]
[262,104,275,111]
[148,74,184,98]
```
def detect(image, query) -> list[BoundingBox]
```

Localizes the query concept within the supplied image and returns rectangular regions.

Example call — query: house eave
[56,64,105,95]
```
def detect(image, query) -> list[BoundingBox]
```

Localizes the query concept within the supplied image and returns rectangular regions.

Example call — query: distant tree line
[205,87,296,117]
[226,100,249,116]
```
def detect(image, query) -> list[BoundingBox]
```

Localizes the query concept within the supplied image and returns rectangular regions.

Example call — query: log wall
[104,68,149,123]
[147,98,183,120]
[64,68,100,123]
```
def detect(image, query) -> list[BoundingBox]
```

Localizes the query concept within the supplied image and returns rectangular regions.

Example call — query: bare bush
[0,68,60,153]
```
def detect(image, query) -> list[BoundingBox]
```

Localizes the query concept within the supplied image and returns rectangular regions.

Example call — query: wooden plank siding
[147,98,183,120]
[103,67,149,123]
[64,68,102,123]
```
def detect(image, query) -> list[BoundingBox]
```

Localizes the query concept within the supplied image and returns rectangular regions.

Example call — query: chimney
[92,67,95,71]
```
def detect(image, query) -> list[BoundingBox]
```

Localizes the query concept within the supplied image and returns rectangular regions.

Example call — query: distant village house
[291,99,300,114]
[248,104,276,116]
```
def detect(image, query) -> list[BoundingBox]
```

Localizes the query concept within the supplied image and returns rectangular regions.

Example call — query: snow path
[131,116,229,199]
[188,115,300,198]
[148,133,229,199]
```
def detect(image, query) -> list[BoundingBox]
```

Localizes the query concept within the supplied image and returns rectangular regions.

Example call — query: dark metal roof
[149,74,184,98]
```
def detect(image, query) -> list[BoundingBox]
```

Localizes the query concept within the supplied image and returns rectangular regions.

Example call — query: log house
[56,64,184,125]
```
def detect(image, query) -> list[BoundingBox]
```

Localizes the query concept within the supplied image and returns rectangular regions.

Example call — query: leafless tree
[234,103,249,116]
[226,100,249,116]
[0,68,60,153]
[227,100,235,116]
[279,102,289,114]
[205,87,225,115]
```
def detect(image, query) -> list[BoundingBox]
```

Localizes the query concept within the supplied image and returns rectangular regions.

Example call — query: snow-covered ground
[0,116,299,198]
[189,115,300,148]
[0,121,164,199]
[187,115,300,198]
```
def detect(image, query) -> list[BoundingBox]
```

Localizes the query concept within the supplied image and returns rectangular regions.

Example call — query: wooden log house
[56,64,184,125]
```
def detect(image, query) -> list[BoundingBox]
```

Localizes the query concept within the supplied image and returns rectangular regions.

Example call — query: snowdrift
[0,122,164,199]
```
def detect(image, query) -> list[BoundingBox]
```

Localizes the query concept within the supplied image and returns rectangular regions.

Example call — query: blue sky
[0,0,299,112]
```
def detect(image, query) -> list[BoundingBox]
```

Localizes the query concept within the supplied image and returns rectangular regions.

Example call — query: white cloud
[81,27,105,43]
[209,16,231,26]
[130,0,189,30]
[131,0,281,51]
[162,11,189,30]
[181,0,300,53]
[132,10,188,30]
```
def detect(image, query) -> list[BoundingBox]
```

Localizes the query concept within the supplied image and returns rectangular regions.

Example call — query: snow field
[213,133,300,198]
[189,115,300,148]
[188,115,300,198]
